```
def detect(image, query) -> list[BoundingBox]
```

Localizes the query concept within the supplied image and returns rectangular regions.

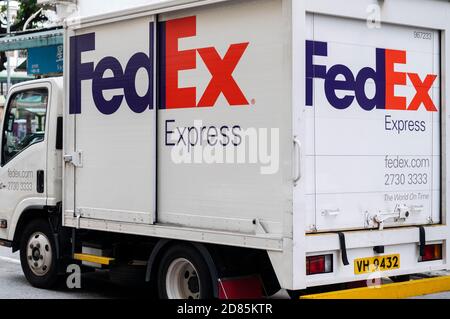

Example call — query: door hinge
[64,151,83,168]
[74,209,82,229]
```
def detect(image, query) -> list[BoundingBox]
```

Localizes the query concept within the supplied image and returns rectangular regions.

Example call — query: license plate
[354,254,400,275]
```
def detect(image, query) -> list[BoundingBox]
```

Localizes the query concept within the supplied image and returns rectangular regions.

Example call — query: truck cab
[0,78,63,279]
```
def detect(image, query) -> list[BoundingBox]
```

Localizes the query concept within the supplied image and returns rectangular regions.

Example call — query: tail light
[306,254,333,275]
[419,244,443,262]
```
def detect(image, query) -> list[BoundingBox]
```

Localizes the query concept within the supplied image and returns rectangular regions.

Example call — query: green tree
[1,0,47,33]
[15,0,47,30]
[0,1,48,71]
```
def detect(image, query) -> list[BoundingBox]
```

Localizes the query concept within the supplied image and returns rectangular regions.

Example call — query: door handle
[0,182,6,190]
[37,170,44,194]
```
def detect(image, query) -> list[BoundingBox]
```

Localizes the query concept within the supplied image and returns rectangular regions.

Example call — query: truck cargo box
[61,0,450,290]
[304,13,441,232]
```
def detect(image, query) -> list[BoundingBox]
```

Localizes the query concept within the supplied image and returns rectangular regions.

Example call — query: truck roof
[65,0,210,27]
[10,76,63,93]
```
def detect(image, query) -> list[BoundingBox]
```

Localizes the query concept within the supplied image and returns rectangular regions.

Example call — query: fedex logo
[69,16,249,115]
[159,16,249,109]
[306,40,438,112]
[69,23,155,115]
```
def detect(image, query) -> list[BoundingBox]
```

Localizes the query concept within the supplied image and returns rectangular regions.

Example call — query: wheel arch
[7,197,48,242]
[145,240,220,298]
[145,240,281,298]
[12,207,49,252]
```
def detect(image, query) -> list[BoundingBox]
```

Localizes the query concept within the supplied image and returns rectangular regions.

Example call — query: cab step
[73,243,114,268]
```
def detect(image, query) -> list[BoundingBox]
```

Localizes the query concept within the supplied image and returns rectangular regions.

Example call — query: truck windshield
[2,89,48,165]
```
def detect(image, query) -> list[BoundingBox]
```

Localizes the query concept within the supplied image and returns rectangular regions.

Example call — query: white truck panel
[75,0,169,17]
[293,0,450,290]
[156,0,291,235]
[70,16,157,224]
[303,14,441,232]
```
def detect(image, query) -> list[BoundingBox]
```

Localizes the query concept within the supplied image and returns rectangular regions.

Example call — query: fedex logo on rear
[69,16,249,115]
[306,40,438,112]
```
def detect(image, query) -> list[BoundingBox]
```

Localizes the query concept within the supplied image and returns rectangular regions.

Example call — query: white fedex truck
[0,0,449,299]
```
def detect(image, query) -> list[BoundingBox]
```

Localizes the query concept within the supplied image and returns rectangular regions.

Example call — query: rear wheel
[157,245,214,299]
[19,219,59,289]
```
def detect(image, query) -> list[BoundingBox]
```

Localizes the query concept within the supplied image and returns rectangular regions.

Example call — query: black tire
[157,244,214,299]
[19,219,59,289]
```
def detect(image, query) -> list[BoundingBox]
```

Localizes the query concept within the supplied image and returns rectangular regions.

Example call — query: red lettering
[164,16,248,109]
[197,43,249,107]
[407,73,438,112]
[165,16,197,109]
[385,49,407,110]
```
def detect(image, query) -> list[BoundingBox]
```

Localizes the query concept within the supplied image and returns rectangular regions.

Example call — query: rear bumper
[301,275,450,299]
[303,225,450,288]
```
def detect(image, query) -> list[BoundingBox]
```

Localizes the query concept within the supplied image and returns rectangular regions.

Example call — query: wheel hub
[32,248,41,261]
[26,232,52,277]
[166,258,201,299]
[188,276,200,294]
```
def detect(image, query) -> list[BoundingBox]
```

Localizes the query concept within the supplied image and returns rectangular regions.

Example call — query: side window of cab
[2,89,49,166]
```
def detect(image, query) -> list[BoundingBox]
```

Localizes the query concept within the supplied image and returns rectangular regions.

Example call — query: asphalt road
[0,246,151,299]
[0,246,449,299]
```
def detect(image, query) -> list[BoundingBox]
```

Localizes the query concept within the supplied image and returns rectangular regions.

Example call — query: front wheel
[19,219,60,289]
[157,244,214,299]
